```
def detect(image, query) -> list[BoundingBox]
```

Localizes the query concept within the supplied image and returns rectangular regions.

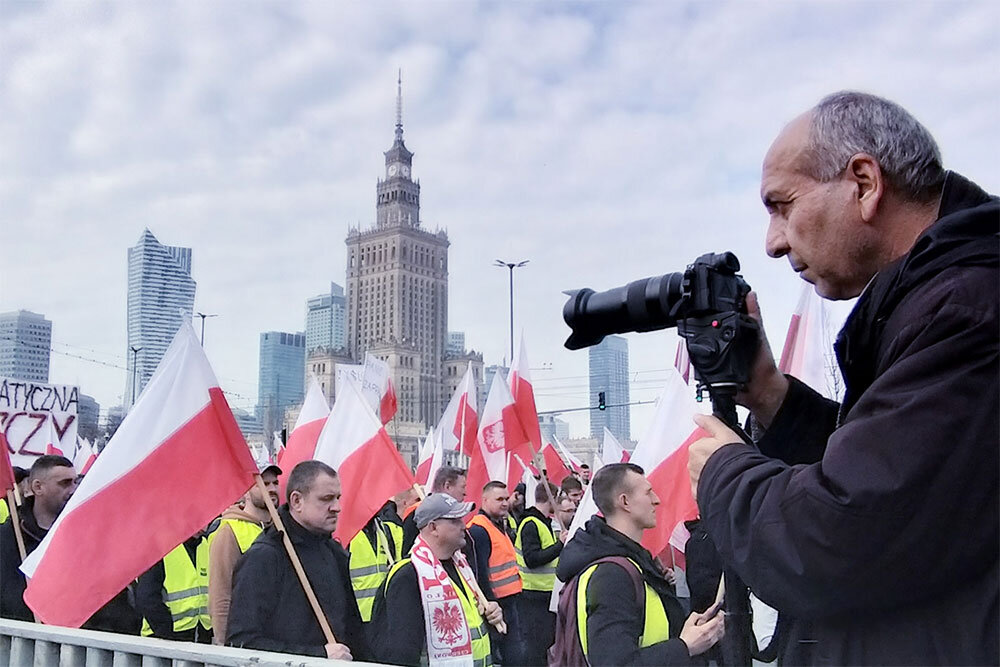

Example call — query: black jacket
[226,505,370,659]
[0,496,140,634]
[557,516,691,666]
[700,172,999,665]
[135,536,205,640]
[519,506,563,602]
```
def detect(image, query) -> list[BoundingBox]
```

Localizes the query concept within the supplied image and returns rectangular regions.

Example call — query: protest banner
[0,378,79,467]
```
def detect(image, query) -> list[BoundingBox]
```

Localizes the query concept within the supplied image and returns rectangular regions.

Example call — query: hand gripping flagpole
[254,474,338,645]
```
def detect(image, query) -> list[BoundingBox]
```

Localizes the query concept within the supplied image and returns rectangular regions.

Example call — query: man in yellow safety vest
[136,530,213,642]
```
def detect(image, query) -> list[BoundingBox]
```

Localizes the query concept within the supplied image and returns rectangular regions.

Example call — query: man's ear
[288,489,302,509]
[846,153,884,223]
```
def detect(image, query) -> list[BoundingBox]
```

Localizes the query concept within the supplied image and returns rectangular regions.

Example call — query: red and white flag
[541,440,572,487]
[674,339,691,385]
[553,436,584,474]
[466,371,528,501]
[21,322,258,627]
[71,437,97,475]
[779,283,839,400]
[550,453,606,612]
[437,363,479,455]
[630,370,705,560]
[272,432,285,461]
[363,353,398,425]
[507,451,541,495]
[415,427,444,488]
[508,333,542,458]
[277,376,330,502]
[44,418,64,457]
[314,378,416,546]
[601,428,630,464]
[1,433,16,496]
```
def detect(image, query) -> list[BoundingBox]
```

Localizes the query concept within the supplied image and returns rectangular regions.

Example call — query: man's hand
[664,567,677,585]
[735,291,789,427]
[325,642,353,661]
[558,529,569,544]
[479,599,504,627]
[679,608,726,656]
[689,414,744,503]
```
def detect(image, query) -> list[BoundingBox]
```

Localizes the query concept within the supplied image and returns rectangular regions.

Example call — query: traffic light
[598,391,606,410]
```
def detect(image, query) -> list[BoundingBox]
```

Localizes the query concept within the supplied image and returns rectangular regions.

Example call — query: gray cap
[415,493,476,530]
[258,461,282,476]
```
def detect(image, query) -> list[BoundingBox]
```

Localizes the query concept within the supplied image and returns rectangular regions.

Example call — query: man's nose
[765,217,789,259]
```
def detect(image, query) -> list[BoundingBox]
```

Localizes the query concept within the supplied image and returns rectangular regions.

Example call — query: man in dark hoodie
[0,455,140,633]
[689,91,999,664]
[226,460,369,660]
[557,463,724,665]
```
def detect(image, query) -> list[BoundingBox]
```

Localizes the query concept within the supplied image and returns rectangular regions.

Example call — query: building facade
[346,78,449,435]
[589,334,630,442]
[305,283,347,353]
[125,230,196,406]
[0,310,52,383]
[305,345,355,407]
[539,414,570,444]
[257,331,306,437]
[77,393,101,442]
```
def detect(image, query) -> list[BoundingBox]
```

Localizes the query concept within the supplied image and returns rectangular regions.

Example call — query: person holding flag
[207,461,281,644]
[226,460,369,660]
[1,455,139,633]
[370,493,503,667]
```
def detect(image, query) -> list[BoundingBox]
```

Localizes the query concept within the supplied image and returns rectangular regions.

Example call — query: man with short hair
[556,494,577,531]
[688,91,998,664]
[468,481,525,665]
[402,465,467,554]
[207,462,280,643]
[515,482,566,665]
[580,463,591,485]
[557,463,723,665]
[227,461,368,660]
[560,476,584,507]
[0,455,139,633]
[510,482,526,525]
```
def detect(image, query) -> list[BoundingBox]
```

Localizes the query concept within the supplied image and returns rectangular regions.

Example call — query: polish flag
[780,283,840,400]
[44,418,64,457]
[466,371,527,501]
[71,437,98,475]
[553,436,584,474]
[507,451,540,492]
[630,370,705,560]
[601,428,630,464]
[415,427,444,488]
[314,378,416,546]
[541,441,572,487]
[272,432,285,462]
[21,322,258,627]
[508,333,542,458]
[1,433,15,496]
[437,363,479,455]
[674,339,691,385]
[516,454,539,510]
[277,377,330,503]
[363,353,398,425]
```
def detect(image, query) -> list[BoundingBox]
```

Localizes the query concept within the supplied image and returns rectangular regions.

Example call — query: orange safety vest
[468,514,523,598]
[403,501,419,520]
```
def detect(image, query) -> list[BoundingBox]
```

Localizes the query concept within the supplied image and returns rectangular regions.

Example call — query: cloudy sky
[2,1,997,438]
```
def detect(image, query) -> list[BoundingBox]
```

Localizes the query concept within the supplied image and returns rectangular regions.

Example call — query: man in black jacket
[0,455,139,633]
[226,460,369,660]
[557,463,724,666]
[689,91,999,664]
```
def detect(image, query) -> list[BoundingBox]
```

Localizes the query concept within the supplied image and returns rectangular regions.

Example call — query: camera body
[563,251,759,424]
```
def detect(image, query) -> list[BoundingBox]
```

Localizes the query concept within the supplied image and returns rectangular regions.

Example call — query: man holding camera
[688,91,998,664]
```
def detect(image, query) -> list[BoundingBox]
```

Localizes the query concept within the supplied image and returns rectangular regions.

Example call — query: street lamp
[494,259,529,362]
[130,346,143,408]
[196,312,218,346]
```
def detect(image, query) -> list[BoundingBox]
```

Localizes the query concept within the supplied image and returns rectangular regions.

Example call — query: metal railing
[0,618,375,667]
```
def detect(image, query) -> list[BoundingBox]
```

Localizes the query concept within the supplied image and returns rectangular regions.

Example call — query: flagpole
[534,453,567,532]
[7,490,27,562]
[253,474,339,645]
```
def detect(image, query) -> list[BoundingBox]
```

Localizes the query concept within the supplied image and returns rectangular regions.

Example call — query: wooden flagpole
[7,490,27,561]
[254,474,338,645]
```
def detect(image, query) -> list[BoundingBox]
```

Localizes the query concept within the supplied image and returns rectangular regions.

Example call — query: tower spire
[395,69,403,142]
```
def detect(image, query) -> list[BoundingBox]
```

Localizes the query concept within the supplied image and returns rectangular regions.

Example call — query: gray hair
[804,91,945,203]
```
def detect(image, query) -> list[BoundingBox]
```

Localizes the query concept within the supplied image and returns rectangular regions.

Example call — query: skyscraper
[305,283,347,353]
[589,335,630,442]
[0,310,52,383]
[125,230,196,405]
[257,331,306,436]
[346,75,449,430]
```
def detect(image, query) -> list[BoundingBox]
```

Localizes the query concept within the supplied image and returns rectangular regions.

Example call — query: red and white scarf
[411,534,480,667]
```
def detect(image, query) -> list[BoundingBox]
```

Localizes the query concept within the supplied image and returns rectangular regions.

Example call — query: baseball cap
[258,461,282,476]
[415,493,476,530]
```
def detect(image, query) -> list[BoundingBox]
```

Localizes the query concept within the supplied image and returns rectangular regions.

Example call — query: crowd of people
[1,453,725,665]
[2,90,996,666]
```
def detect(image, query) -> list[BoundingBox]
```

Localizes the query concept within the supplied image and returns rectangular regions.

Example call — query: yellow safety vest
[349,519,403,622]
[576,558,670,658]
[207,518,264,554]
[514,515,558,592]
[141,540,211,636]
[0,498,8,524]
[507,514,517,535]
[384,558,493,667]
